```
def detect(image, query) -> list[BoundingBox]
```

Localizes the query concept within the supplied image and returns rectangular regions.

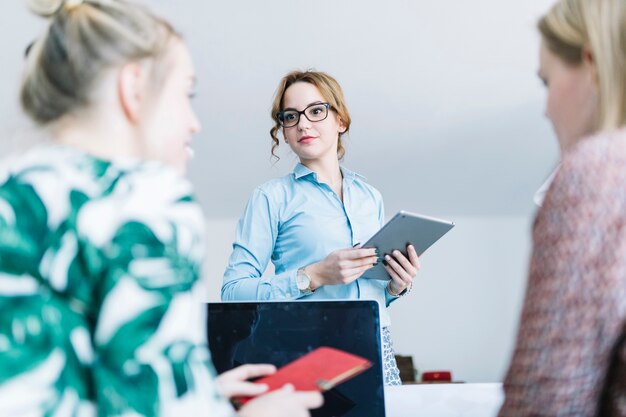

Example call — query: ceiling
[0,0,559,219]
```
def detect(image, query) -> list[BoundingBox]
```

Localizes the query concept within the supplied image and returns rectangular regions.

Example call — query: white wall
[0,0,551,385]
[203,214,533,383]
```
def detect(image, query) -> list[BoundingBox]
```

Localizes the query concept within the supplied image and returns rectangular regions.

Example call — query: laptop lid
[207,300,385,417]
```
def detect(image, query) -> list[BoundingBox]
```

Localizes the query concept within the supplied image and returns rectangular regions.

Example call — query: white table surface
[384,383,504,417]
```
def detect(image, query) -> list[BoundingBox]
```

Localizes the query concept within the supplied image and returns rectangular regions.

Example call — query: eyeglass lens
[280,103,329,127]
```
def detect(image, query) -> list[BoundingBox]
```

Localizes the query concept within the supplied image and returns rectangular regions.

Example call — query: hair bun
[25,0,64,17]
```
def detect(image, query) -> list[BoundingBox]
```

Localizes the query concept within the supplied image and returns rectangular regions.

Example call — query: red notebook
[422,370,452,382]
[235,346,372,405]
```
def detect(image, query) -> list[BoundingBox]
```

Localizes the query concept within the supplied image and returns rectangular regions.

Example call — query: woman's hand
[216,364,276,399]
[306,247,378,288]
[238,384,323,417]
[384,244,420,296]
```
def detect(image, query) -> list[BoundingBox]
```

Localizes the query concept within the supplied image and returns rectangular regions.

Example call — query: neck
[301,154,342,185]
[51,110,141,162]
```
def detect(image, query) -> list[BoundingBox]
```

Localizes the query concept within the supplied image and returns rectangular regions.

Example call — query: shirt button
[328,192,334,196]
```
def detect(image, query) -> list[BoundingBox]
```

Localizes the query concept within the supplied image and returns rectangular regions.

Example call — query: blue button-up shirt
[222,163,398,327]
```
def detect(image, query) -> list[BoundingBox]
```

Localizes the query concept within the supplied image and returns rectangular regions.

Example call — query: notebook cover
[235,346,372,405]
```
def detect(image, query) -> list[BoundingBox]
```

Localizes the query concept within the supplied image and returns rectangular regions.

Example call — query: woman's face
[281,82,346,163]
[538,40,598,152]
[140,41,201,175]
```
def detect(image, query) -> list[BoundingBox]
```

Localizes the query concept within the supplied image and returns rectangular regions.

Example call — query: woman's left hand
[216,364,277,399]
[384,244,420,296]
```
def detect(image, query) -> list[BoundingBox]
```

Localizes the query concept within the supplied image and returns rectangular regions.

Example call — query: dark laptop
[207,300,386,417]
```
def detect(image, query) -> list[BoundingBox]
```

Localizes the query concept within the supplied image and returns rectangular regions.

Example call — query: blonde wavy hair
[539,0,626,131]
[22,0,179,125]
[269,70,352,161]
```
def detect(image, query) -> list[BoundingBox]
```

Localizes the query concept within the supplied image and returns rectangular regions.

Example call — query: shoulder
[538,128,626,238]
[0,145,204,249]
[115,160,198,206]
[78,160,205,249]
[554,128,626,200]
[250,172,299,203]
[0,144,129,200]
[0,145,107,230]
[359,179,383,200]
[564,128,626,169]
[344,167,383,202]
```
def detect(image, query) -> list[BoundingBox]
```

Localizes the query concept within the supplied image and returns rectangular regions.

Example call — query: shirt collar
[292,163,367,184]
[340,165,367,183]
[293,163,316,180]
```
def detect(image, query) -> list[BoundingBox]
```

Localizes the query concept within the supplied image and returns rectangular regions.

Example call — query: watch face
[296,268,311,291]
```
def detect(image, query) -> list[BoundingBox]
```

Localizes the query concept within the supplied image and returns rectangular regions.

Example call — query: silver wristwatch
[296,266,315,295]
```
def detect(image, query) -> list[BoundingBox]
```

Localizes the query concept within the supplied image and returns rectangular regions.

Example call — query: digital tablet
[361,211,455,280]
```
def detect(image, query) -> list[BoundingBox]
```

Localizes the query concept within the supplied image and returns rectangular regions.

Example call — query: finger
[384,264,403,285]
[221,381,270,397]
[347,255,379,268]
[343,263,377,282]
[342,247,377,259]
[384,254,413,284]
[391,250,418,278]
[225,364,277,381]
[407,245,421,269]
[294,391,324,409]
[385,266,410,295]
[279,383,295,392]
[337,255,379,272]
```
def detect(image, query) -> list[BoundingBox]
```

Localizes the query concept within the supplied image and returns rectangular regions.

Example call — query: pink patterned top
[499,128,626,416]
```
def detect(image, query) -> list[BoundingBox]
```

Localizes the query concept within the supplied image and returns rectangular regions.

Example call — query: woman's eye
[309,105,325,115]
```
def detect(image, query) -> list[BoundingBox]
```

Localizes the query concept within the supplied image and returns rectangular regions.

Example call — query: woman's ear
[338,117,347,134]
[118,62,146,123]
[582,44,598,88]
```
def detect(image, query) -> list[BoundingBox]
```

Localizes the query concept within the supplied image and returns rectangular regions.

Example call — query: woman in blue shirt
[222,70,420,385]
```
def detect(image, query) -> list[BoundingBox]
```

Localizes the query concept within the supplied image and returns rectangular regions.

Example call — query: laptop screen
[207,300,385,417]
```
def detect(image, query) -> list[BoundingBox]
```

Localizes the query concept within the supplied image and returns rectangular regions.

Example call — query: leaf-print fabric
[0,145,236,417]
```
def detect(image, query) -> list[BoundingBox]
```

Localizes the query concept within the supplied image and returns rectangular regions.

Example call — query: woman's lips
[298,136,316,144]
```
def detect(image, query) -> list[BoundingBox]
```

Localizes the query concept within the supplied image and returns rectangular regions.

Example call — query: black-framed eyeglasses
[276,103,331,128]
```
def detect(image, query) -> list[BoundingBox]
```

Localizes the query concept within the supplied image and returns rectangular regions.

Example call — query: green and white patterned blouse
[0,145,236,417]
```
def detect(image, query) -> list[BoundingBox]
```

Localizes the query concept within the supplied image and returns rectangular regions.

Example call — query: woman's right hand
[238,384,323,417]
[306,247,378,289]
